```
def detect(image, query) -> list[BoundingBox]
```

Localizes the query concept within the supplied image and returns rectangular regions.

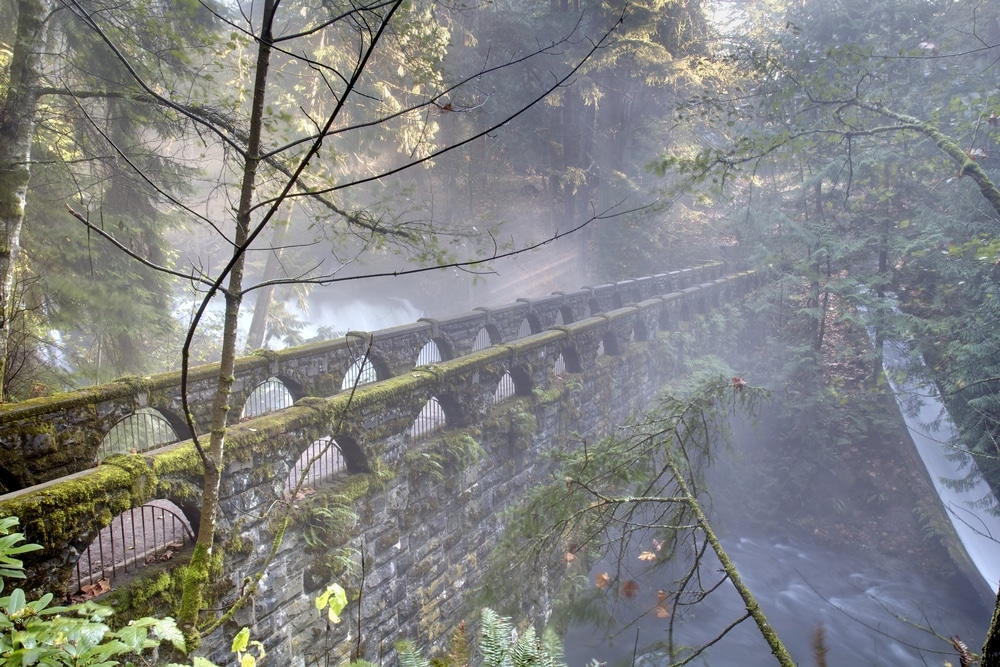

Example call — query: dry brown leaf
[79,578,111,600]
[655,605,670,619]
[638,551,656,562]
[595,572,609,589]
[621,580,639,599]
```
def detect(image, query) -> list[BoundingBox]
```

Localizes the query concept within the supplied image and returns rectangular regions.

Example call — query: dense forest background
[4,0,1000,659]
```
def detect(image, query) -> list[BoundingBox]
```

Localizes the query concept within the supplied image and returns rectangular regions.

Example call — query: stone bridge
[0,262,756,666]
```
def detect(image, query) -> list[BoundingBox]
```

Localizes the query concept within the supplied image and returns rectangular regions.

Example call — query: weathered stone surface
[0,264,757,666]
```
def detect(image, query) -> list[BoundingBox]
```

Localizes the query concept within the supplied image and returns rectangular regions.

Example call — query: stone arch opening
[409,397,447,439]
[69,500,194,596]
[241,376,294,420]
[602,332,621,356]
[472,325,501,352]
[659,300,679,330]
[284,436,348,499]
[97,408,179,461]
[509,366,533,396]
[341,355,382,391]
[554,347,582,375]
[517,315,541,338]
[494,372,516,403]
[612,293,624,310]
[416,338,452,366]
[635,318,651,342]
[587,298,601,317]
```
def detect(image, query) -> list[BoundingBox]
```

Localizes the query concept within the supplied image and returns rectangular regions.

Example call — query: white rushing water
[564,531,988,666]
[881,337,1000,596]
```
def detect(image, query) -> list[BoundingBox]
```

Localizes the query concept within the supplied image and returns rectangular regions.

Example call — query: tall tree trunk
[0,0,49,402]
[244,213,290,352]
[177,0,274,645]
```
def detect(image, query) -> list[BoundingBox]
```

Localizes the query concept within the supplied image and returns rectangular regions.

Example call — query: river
[564,524,989,666]
[563,362,995,665]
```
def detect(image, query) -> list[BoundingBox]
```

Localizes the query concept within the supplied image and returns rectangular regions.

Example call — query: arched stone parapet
[0,265,754,491]
[0,459,155,594]
[231,336,346,401]
[554,320,601,371]
[474,303,529,342]
[697,281,722,311]
[597,308,637,355]
[420,311,491,358]
[471,324,502,352]
[516,294,567,330]
[614,279,641,306]
[633,299,662,342]
[496,330,566,391]
[366,320,435,376]
[680,286,703,319]
[552,289,592,323]
[630,276,652,301]
[582,283,614,314]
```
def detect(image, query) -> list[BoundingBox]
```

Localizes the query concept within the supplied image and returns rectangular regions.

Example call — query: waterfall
[881,337,1000,596]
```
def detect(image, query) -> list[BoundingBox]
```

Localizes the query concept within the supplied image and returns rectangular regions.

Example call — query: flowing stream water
[563,334,999,666]
[564,530,988,666]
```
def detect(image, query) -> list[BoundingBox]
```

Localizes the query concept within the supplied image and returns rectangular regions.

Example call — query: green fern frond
[396,640,432,667]
[511,626,539,667]
[479,608,513,667]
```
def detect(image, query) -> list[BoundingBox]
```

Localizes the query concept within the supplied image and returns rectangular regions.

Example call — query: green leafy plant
[0,516,270,667]
[0,516,186,666]
[315,583,348,625]
[392,608,565,667]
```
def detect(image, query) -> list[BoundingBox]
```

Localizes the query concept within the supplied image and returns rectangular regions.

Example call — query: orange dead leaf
[78,578,111,600]
[638,551,656,562]
[655,605,671,619]
[564,552,576,563]
[595,572,610,589]
[621,580,639,599]
[731,376,747,391]
[657,590,669,604]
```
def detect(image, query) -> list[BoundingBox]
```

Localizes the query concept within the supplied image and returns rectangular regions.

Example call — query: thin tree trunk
[0,0,49,402]
[665,454,796,667]
[244,213,290,352]
[177,0,275,645]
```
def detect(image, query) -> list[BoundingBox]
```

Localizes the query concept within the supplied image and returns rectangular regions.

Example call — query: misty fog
[2,0,1000,663]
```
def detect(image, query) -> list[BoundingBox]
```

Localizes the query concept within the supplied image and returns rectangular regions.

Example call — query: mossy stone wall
[0,265,731,491]
[0,266,756,666]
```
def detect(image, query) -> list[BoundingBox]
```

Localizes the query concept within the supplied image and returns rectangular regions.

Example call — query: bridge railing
[0,263,732,491]
[0,265,755,597]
